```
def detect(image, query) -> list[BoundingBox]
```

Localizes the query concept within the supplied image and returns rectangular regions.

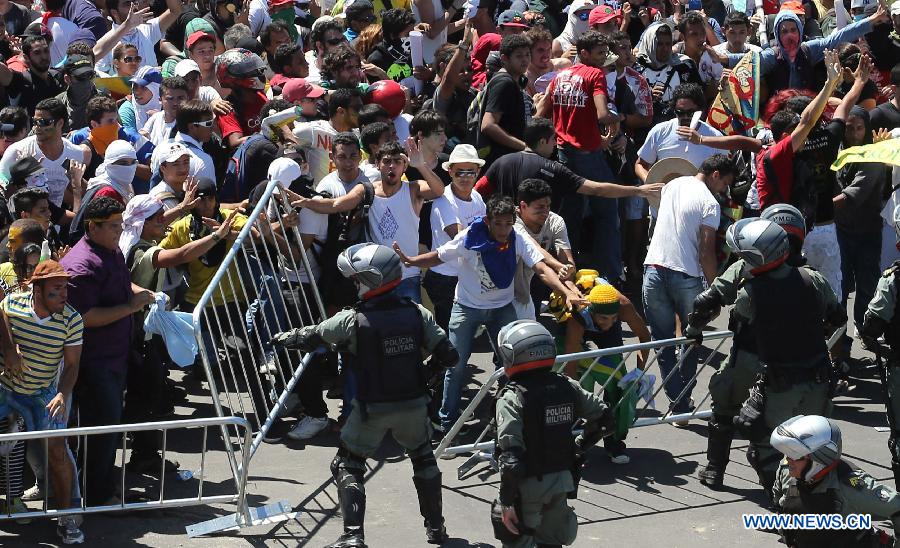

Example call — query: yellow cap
[588,283,620,314]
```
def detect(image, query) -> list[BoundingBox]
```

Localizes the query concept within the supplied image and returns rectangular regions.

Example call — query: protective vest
[505,370,578,479]
[354,294,425,404]
[884,263,900,363]
[729,312,757,354]
[749,267,825,366]
[779,461,888,548]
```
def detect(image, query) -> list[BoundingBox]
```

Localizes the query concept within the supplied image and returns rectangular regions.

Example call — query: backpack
[466,73,508,159]
[220,134,279,203]
[312,180,376,299]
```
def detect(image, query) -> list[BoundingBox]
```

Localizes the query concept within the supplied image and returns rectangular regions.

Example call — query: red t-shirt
[94,186,126,205]
[547,63,608,152]
[216,91,268,139]
[755,135,795,211]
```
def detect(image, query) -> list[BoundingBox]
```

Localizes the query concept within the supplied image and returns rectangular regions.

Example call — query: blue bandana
[463,217,517,289]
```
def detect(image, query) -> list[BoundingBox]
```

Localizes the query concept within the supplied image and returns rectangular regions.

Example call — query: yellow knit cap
[574,269,600,294]
[588,283,620,314]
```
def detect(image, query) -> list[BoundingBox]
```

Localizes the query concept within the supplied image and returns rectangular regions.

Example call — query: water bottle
[260,106,302,142]
[176,470,194,481]
[40,240,50,262]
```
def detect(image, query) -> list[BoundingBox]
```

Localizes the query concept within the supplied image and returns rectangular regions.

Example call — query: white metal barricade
[0,416,293,536]
[435,332,735,468]
[192,177,327,470]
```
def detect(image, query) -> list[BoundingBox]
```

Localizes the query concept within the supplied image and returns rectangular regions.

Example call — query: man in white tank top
[367,139,447,303]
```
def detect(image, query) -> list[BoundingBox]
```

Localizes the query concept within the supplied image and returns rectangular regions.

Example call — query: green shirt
[867,265,900,323]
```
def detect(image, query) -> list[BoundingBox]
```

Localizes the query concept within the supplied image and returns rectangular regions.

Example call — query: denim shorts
[0,384,68,432]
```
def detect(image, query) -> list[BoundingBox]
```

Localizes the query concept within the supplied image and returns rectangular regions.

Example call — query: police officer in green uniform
[688,204,808,490]
[770,414,900,548]
[272,243,459,548]
[685,218,845,500]
[860,205,900,489]
[492,320,613,548]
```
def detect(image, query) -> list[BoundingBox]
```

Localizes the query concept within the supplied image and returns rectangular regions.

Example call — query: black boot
[699,415,735,490]
[746,445,778,504]
[329,451,367,547]
[413,475,448,545]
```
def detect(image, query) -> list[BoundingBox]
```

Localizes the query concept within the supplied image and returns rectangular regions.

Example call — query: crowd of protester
[0,0,895,542]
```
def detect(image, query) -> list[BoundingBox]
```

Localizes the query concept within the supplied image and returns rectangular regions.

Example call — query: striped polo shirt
[0,291,83,395]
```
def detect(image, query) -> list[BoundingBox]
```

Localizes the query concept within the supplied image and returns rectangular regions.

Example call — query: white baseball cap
[174,59,201,77]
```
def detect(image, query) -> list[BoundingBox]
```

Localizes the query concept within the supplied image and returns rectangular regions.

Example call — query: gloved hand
[271,326,322,351]
[683,324,704,345]
[734,378,766,439]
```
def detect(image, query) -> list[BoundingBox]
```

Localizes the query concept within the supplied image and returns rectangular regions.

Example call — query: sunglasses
[326,37,345,45]
[673,108,697,117]
[121,55,142,63]
[454,169,477,177]
[192,119,215,127]
[32,117,56,127]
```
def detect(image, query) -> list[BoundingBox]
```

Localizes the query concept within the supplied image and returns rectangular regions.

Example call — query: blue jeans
[439,302,518,431]
[422,270,458,332]
[642,266,703,413]
[557,146,622,280]
[837,226,882,330]
[396,275,422,304]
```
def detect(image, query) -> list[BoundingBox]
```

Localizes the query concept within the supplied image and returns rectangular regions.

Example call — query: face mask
[69,79,93,104]
[106,163,137,185]
[780,33,800,54]
[88,123,120,156]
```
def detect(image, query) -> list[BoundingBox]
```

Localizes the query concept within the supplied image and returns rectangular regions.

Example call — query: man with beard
[0,35,64,116]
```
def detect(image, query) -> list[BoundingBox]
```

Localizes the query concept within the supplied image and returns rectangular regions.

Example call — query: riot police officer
[770,415,900,548]
[860,205,900,489]
[688,205,807,490]
[272,243,459,548]
[492,320,613,548]
[685,218,845,500]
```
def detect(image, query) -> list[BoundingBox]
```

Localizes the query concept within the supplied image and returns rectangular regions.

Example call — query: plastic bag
[618,369,657,410]
[144,292,197,367]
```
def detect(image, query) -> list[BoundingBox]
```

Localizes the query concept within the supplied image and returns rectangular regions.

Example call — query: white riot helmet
[770,415,842,483]
[761,203,806,242]
[726,218,790,274]
[497,320,557,377]
[336,243,402,298]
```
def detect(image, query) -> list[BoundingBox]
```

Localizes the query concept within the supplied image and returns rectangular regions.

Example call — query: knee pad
[331,446,367,487]
[409,441,439,479]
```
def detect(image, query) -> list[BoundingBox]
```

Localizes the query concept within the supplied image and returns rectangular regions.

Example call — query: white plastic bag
[144,293,198,367]
[618,369,657,410]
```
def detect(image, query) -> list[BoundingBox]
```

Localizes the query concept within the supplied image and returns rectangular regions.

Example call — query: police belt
[764,361,830,390]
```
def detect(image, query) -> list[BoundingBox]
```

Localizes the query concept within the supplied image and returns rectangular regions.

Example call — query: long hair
[354,24,382,60]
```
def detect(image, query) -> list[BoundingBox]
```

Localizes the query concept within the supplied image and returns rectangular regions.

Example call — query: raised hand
[180,175,200,211]
[124,4,154,31]
[405,136,424,168]
[854,52,873,82]
[824,49,842,84]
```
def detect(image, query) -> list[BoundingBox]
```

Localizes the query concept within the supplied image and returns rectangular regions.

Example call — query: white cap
[442,144,486,171]
[174,59,201,77]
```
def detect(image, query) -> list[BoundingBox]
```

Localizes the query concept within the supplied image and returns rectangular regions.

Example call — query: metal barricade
[0,416,292,536]
[435,332,735,467]
[191,177,326,471]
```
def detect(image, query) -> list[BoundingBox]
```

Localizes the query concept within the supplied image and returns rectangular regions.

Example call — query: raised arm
[437,21,474,105]
[406,137,445,200]
[792,49,842,153]
[94,5,153,61]
[292,184,366,214]
[393,242,444,268]
[578,180,664,199]
[675,127,763,152]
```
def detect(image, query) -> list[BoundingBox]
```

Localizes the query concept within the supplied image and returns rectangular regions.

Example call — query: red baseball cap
[282,78,326,102]
[589,5,620,26]
[268,0,293,8]
[186,30,216,51]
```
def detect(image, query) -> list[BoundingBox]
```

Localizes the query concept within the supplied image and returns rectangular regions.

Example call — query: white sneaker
[21,483,43,502]
[286,416,329,440]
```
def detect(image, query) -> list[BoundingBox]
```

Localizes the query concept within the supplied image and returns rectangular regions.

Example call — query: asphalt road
[1,300,895,548]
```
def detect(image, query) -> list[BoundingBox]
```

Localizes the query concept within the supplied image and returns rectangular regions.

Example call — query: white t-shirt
[360,162,381,182]
[368,182,421,279]
[0,136,84,206]
[149,181,181,210]
[644,175,720,278]
[293,120,340,184]
[513,212,570,305]
[637,119,723,169]
[96,18,164,75]
[410,0,445,64]
[142,111,175,146]
[437,225,544,310]
[45,16,78,67]
[429,186,485,276]
[198,86,222,104]
[394,114,412,143]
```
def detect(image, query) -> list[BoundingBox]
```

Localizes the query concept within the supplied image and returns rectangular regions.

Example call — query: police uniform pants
[340,400,437,478]
[752,380,832,482]
[505,472,578,548]
[888,366,900,433]
[709,349,763,418]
